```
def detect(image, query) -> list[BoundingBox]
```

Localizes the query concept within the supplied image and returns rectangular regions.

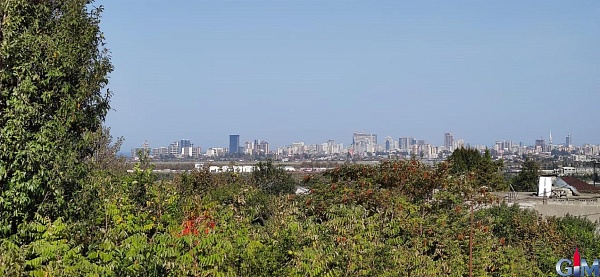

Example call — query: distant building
[192,147,202,158]
[399,137,408,152]
[229,135,240,155]
[168,141,180,156]
[566,134,572,148]
[131,141,151,159]
[535,138,545,152]
[244,141,253,155]
[206,147,227,157]
[291,142,305,155]
[353,132,377,156]
[384,136,394,152]
[152,147,168,157]
[444,133,454,150]
[253,139,269,155]
[179,139,191,154]
[181,146,193,157]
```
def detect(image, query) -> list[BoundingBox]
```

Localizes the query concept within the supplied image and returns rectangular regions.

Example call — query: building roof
[559,176,600,193]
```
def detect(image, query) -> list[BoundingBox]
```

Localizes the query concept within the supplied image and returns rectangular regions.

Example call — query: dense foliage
[447,147,507,191]
[1,157,598,276]
[0,0,112,237]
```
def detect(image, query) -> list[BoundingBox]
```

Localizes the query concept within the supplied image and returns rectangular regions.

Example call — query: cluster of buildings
[276,140,345,159]
[347,132,466,159]
[130,132,600,162]
[131,135,271,160]
[131,139,202,159]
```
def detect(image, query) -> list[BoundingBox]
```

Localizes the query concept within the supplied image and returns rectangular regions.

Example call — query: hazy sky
[95,1,600,151]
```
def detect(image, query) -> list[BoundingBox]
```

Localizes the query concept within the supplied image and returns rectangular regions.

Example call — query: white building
[206,147,227,157]
[353,133,377,156]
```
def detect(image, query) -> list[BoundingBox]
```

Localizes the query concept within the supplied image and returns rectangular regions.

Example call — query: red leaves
[180,220,199,237]
[178,212,216,237]
[335,236,347,243]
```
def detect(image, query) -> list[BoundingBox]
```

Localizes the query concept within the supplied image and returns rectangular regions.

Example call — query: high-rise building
[444,133,454,150]
[192,147,202,158]
[178,139,194,156]
[291,142,305,155]
[131,141,151,159]
[535,138,545,152]
[244,141,253,154]
[384,136,394,152]
[566,134,572,147]
[152,147,168,157]
[399,137,407,151]
[252,139,269,155]
[181,146,193,157]
[353,133,377,155]
[179,139,192,154]
[229,135,240,155]
[399,137,414,152]
[168,141,180,156]
[260,141,269,155]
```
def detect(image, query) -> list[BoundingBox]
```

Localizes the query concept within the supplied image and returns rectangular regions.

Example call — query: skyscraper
[399,137,414,152]
[535,138,545,151]
[566,134,572,147]
[229,135,240,155]
[179,139,192,154]
[444,133,454,150]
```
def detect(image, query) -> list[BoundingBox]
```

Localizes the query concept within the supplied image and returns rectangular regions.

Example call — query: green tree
[476,149,507,191]
[447,147,483,174]
[0,0,112,237]
[252,160,296,195]
[447,148,507,190]
[512,158,540,191]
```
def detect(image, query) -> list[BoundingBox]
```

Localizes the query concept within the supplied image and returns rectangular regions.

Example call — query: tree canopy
[0,0,112,237]
[447,147,507,191]
[512,158,540,191]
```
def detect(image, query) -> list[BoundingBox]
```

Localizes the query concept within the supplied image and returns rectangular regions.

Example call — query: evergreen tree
[512,158,540,191]
[448,147,482,174]
[448,147,507,190]
[0,0,112,237]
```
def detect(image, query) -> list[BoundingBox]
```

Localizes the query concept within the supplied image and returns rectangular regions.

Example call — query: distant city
[130,132,600,164]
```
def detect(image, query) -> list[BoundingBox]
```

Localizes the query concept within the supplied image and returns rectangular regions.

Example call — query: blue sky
[94,1,600,150]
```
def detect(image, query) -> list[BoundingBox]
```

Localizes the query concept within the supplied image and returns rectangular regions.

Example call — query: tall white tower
[549,130,553,151]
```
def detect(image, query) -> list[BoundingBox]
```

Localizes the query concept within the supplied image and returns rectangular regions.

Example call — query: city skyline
[128,131,593,157]
[95,1,600,151]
